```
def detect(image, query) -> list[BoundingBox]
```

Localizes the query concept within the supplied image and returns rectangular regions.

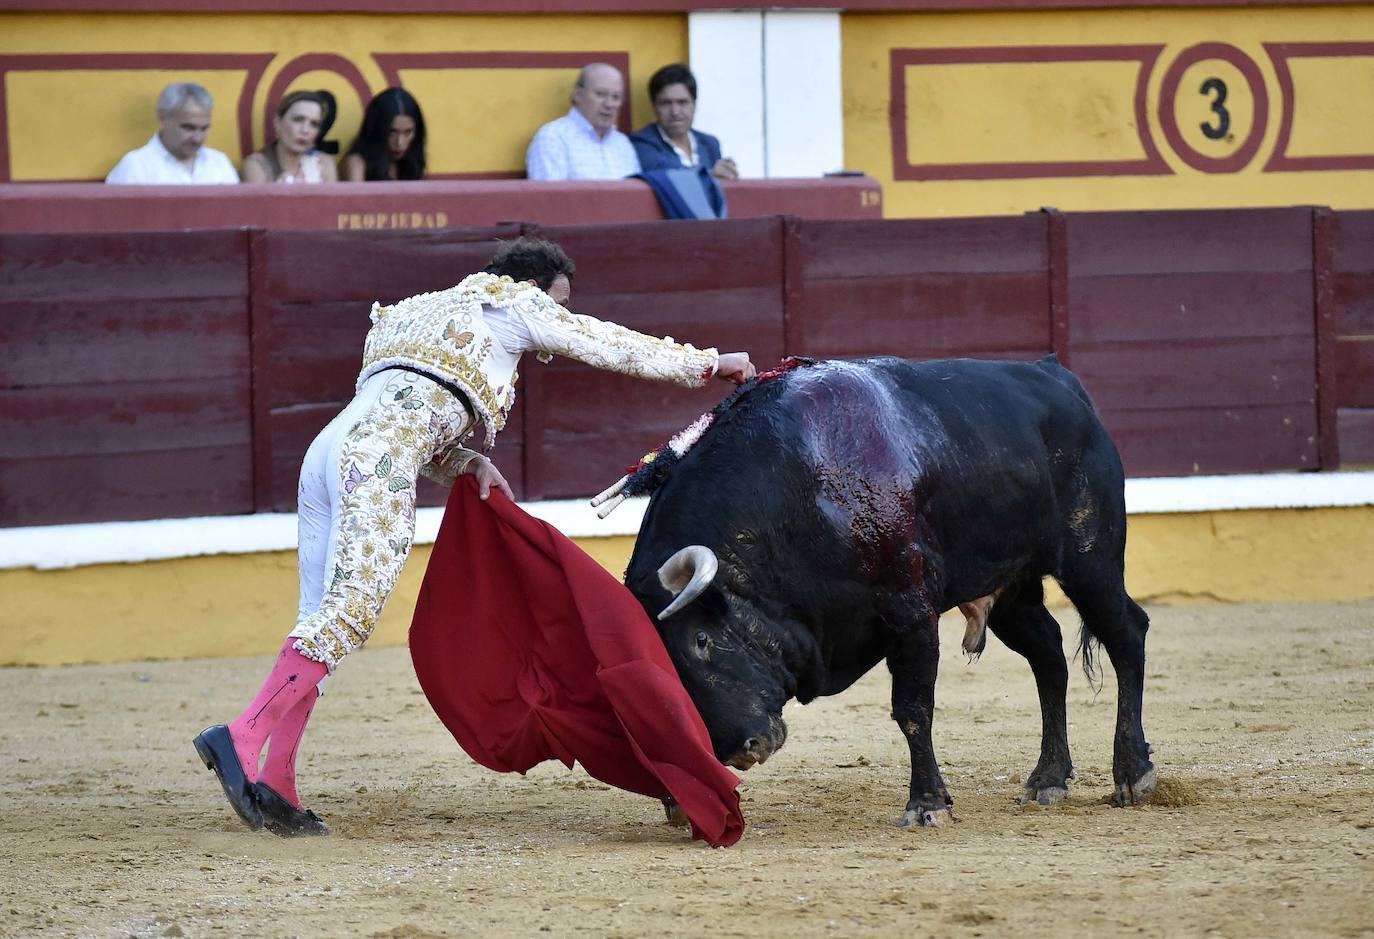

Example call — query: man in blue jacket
[630,64,738,180]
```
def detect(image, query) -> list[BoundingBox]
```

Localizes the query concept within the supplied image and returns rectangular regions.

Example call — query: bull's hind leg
[985,578,1074,805]
[1058,565,1155,806]
[885,598,953,827]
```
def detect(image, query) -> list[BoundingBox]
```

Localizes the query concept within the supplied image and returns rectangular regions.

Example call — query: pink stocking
[257,691,318,808]
[227,639,328,782]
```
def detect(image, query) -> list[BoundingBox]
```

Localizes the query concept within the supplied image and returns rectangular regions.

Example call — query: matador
[194,238,756,836]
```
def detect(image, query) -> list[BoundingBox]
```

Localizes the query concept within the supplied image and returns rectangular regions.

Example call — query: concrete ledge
[3,471,1372,572]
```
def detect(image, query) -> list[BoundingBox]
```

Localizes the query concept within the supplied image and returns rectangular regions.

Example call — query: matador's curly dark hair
[483,237,577,292]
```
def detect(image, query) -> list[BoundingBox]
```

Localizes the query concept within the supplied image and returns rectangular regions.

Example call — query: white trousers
[289,370,473,671]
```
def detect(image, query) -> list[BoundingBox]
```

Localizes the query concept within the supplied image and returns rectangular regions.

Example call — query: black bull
[623,356,1155,826]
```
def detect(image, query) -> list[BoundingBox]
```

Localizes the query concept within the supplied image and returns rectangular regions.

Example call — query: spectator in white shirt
[525,63,641,181]
[106,82,240,185]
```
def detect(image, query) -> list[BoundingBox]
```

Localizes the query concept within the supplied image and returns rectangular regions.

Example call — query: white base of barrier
[3,471,1372,572]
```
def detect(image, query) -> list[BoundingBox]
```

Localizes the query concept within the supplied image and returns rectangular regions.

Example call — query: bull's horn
[656,545,719,620]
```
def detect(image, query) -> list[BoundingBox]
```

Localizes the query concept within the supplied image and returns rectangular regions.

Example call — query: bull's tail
[1076,626,1103,691]
[1033,355,1096,412]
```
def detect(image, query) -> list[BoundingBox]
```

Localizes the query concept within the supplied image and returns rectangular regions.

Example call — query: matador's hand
[716,352,756,385]
[469,456,514,501]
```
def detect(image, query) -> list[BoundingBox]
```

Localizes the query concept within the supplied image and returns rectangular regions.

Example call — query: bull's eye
[695,631,710,656]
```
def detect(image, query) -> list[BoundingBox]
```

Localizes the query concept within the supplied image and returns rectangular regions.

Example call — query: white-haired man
[525,63,641,180]
[106,82,239,184]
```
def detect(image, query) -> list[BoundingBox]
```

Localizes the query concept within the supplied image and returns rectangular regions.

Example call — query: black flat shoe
[255,782,329,837]
[193,725,264,831]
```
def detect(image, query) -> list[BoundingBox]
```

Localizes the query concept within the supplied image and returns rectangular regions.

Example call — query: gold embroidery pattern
[357,273,717,450]
[290,371,471,671]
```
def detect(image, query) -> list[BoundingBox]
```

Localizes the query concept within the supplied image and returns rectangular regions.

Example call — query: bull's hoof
[661,798,690,828]
[1019,785,1068,807]
[898,807,954,828]
[1112,765,1158,807]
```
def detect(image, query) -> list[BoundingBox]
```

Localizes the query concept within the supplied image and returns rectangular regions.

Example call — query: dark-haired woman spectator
[342,87,426,181]
[242,91,339,184]
[630,64,737,180]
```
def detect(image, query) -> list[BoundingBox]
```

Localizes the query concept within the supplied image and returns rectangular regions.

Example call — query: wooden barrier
[520,218,789,500]
[1330,210,1374,463]
[0,230,253,525]
[3,206,1369,528]
[1065,207,1325,476]
[782,214,1053,360]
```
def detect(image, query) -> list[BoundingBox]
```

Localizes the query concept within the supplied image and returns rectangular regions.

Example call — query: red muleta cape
[409,476,744,847]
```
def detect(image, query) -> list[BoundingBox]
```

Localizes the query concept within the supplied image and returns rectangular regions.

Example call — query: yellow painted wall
[0,12,683,181]
[6,7,1372,213]
[2,510,1369,667]
[843,6,1374,217]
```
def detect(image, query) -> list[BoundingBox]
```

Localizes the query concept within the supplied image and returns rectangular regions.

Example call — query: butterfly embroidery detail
[344,462,373,494]
[392,385,424,410]
[444,321,475,347]
[374,453,412,493]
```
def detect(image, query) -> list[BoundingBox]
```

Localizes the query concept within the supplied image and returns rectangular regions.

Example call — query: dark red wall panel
[1337,408,1374,464]
[1102,404,1323,475]
[520,218,787,500]
[1066,208,1320,476]
[786,216,1052,360]
[1331,211,1374,338]
[0,231,251,526]
[1329,210,1374,461]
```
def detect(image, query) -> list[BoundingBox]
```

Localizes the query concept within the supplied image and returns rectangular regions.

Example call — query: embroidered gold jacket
[357,272,719,453]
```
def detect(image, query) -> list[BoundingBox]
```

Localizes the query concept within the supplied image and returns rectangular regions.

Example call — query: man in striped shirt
[526,63,642,180]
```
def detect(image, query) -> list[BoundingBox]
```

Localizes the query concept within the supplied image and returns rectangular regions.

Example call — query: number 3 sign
[1158,42,1270,173]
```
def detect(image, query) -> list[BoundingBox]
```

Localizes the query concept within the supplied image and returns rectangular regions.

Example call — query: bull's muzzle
[725,716,788,771]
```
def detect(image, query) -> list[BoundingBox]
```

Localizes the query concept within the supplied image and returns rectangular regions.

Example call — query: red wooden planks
[519,219,787,500]
[259,226,521,303]
[1333,339,1374,409]
[0,231,247,301]
[1064,208,1314,276]
[1068,273,1314,343]
[1072,337,1317,412]
[1066,209,1319,476]
[0,299,248,387]
[1336,408,1374,465]
[1329,211,1374,419]
[793,216,1048,279]
[0,447,252,527]
[787,216,1052,361]
[0,230,252,526]
[793,274,1051,359]
[1103,404,1321,476]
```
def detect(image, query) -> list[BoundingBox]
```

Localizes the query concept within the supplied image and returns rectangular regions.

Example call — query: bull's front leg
[887,615,953,827]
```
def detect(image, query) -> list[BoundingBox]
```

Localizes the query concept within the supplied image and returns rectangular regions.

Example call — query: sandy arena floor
[1,601,1372,938]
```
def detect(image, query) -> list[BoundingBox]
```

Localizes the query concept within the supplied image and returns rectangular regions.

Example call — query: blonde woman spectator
[242,91,339,184]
